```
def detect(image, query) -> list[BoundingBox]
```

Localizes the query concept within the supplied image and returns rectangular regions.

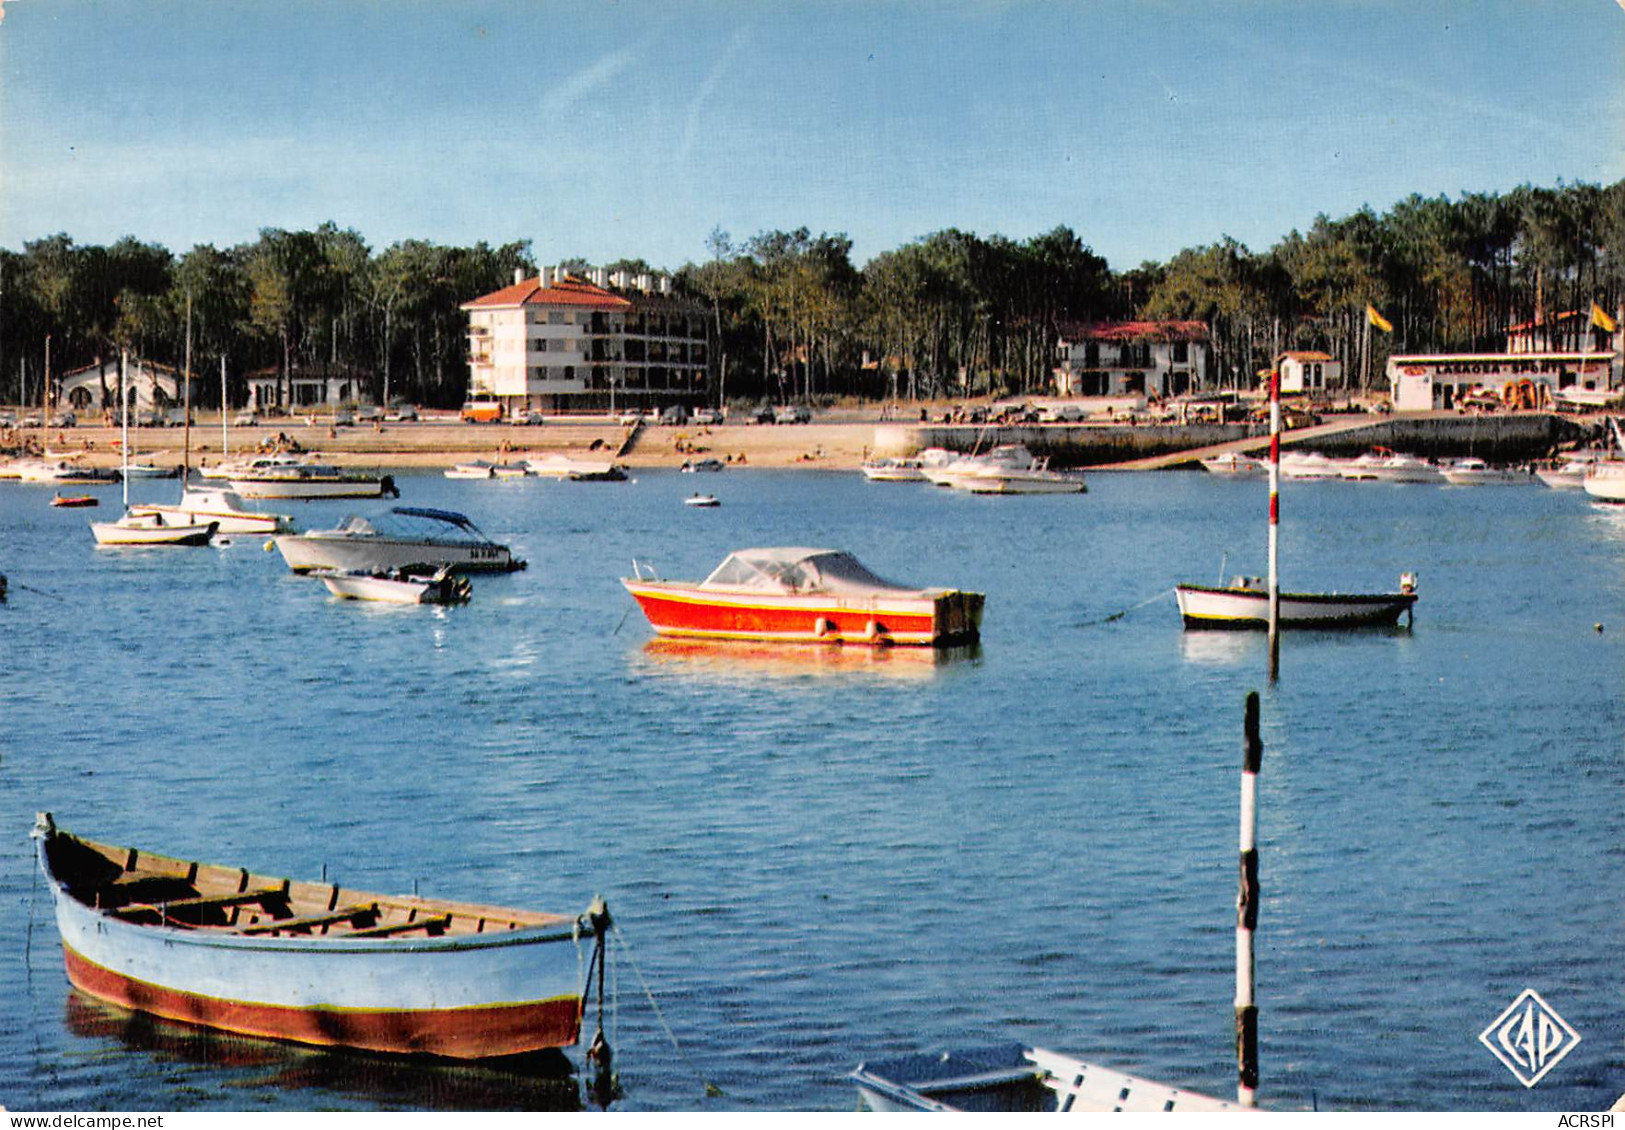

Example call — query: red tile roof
[1278,351,1334,362]
[461,275,633,310]
[1057,320,1209,343]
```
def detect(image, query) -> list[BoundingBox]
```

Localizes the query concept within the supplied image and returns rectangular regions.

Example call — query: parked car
[165,409,194,427]
[1036,403,1087,423]
[658,404,691,425]
[0,411,18,427]
[135,409,165,428]
[513,410,546,425]
[691,407,725,426]
[20,413,44,428]
[234,411,260,427]
[331,410,356,427]
[386,404,419,422]
[49,410,77,428]
[774,404,812,424]
[356,406,384,423]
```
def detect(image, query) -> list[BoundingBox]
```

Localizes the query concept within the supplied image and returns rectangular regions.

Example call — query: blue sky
[2,0,1621,273]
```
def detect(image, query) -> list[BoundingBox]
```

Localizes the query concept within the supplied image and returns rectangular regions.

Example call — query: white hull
[861,459,926,482]
[1200,452,1267,477]
[1441,466,1529,486]
[1278,453,1345,480]
[315,570,471,604]
[1177,583,1416,628]
[1583,464,1625,502]
[128,490,293,535]
[230,476,389,499]
[952,470,1086,494]
[275,535,518,574]
[91,514,217,546]
[525,455,627,481]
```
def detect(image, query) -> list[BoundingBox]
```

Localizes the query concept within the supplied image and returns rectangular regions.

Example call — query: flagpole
[1267,369,1280,682]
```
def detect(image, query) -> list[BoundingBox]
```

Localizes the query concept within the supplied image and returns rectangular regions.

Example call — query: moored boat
[127,487,294,535]
[683,493,720,507]
[226,455,396,500]
[1176,574,1417,629]
[679,458,726,474]
[31,813,605,1060]
[1582,461,1625,503]
[852,1043,1239,1113]
[1440,457,1529,485]
[1339,450,1442,483]
[621,547,984,646]
[18,459,122,485]
[313,565,472,604]
[273,506,526,574]
[525,454,628,481]
[444,460,498,480]
[1277,451,1345,481]
[51,493,99,508]
[1535,452,1604,489]
[926,445,1085,494]
[1200,451,1267,477]
[90,512,218,547]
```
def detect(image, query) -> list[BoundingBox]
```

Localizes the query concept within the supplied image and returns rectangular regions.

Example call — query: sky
[1,0,1621,274]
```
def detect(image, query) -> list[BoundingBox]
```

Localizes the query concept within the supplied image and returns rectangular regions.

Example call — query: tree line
[3,179,1620,410]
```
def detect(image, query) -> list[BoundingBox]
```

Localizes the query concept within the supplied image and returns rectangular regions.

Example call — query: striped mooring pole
[1266,370,1281,681]
[1235,690,1263,1106]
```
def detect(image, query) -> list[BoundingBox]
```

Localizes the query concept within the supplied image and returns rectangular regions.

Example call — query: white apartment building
[462,268,710,413]
[1053,321,1212,398]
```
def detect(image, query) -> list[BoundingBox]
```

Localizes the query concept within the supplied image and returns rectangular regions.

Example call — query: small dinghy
[51,493,99,508]
[313,565,473,604]
[684,493,720,507]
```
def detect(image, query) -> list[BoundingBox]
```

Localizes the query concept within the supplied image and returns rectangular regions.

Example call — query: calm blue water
[1,469,1621,1112]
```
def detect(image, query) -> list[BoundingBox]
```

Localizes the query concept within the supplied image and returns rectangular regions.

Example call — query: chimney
[635,274,651,293]
[658,276,671,295]
[540,267,553,287]
[513,268,525,286]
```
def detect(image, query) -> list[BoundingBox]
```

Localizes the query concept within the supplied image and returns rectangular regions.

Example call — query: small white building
[247,365,372,412]
[1276,351,1342,394]
[1054,321,1211,398]
[59,358,194,416]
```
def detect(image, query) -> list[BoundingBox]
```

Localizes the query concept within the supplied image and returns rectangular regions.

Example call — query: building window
[1172,341,1189,364]
[549,311,566,325]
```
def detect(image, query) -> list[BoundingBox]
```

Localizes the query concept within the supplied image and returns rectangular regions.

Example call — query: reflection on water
[633,637,982,680]
[1177,630,1259,667]
[63,992,582,1111]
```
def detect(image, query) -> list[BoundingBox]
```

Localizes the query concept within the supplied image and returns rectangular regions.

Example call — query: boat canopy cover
[331,508,485,541]
[701,548,921,595]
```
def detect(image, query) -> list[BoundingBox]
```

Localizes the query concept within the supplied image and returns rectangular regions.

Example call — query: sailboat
[90,351,218,547]
[1175,369,1417,630]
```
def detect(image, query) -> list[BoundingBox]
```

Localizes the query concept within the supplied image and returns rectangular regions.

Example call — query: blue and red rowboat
[621,548,984,646]
[32,813,606,1060]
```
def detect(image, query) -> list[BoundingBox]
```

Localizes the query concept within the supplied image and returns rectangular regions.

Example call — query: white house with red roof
[1053,320,1211,398]
[1276,350,1342,394]
[461,267,710,414]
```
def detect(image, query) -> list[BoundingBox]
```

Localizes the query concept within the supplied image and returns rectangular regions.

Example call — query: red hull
[63,944,582,1059]
[627,588,960,645]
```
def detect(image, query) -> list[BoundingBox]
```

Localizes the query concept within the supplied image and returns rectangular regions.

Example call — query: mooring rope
[1076,586,1176,628]
[612,923,728,1100]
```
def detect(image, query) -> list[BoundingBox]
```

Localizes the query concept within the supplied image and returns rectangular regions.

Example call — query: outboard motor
[381,474,400,499]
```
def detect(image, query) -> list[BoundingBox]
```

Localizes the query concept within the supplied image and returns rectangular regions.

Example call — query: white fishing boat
[313,565,472,604]
[1277,451,1345,481]
[1176,574,1418,628]
[524,454,628,481]
[127,487,294,536]
[274,506,526,574]
[1440,457,1529,486]
[1200,451,1267,477]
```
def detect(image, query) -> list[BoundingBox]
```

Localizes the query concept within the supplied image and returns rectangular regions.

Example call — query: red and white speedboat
[621,548,984,646]
[32,813,605,1060]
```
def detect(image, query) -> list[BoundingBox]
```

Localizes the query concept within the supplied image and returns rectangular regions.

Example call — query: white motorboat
[491,463,530,479]
[1176,574,1418,629]
[861,449,953,482]
[444,461,498,479]
[924,445,1086,494]
[852,1043,1239,1113]
[1535,453,1604,489]
[274,506,526,574]
[1440,457,1529,486]
[1339,450,1442,483]
[683,493,720,507]
[225,454,396,500]
[1582,461,1625,503]
[1277,451,1345,481]
[524,454,627,481]
[121,462,177,480]
[679,458,726,474]
[90,512,218,547]
[127,487,294,536]
[1200,451,1267,477]
[313,566,472,605]
[18,460,121,485]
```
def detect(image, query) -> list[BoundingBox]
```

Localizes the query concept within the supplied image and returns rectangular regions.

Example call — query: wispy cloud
[677,27,753,163]
[539,48,641,119]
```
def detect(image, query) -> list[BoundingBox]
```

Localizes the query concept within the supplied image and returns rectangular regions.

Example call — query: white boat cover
[700,548,923,596]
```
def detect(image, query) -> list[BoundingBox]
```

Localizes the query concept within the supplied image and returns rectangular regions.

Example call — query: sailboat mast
[183,291,193,481]
[119,350,130,508]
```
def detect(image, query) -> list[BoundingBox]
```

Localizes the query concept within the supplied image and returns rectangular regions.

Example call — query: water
[1,469,1621,1112]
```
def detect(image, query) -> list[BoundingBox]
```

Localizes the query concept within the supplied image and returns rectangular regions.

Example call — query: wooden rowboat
[32,813,608,1060]
[1176,576,1417,629]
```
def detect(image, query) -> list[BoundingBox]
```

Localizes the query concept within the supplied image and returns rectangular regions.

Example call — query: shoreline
[6,409,1605,474]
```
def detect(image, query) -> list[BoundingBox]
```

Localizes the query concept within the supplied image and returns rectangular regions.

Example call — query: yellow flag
[1591,302,1617,334]
[1366,304,1393,333]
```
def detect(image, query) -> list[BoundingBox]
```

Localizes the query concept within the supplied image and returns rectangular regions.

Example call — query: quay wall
[873,414,1594,467]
